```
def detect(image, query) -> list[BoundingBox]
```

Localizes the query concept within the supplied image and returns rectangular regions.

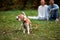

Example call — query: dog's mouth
[16,18,18,20]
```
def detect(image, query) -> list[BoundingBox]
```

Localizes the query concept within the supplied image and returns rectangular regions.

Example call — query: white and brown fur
[16,12,32,34]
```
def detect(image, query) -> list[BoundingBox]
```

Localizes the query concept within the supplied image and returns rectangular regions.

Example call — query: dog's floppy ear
[24,16,26,20]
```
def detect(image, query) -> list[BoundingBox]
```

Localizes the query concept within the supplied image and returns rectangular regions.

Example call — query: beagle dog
[16,12,32,34]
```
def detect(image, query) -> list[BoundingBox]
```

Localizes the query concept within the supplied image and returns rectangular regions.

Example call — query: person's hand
[50,9,52,13]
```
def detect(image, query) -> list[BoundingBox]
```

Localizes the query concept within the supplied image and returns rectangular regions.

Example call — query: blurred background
[0,0,60,40]
[0,0,60,11]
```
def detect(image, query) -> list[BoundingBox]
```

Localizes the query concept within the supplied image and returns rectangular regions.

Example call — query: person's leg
[28,16,46,20]
[55,9,59,19]
[38,17,45,20]
[54,9,59,22]
[28,16,39,20]
[49,14,54,20]
[49,10,56,20]
[49,9,59,21]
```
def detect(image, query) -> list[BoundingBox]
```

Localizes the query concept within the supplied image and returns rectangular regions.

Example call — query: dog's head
[16,14,26,21]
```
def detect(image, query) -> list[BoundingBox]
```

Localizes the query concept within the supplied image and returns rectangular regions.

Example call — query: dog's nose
[16,16,18,20]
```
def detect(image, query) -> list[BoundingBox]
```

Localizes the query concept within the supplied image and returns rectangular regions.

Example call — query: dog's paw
[23,31,25,34]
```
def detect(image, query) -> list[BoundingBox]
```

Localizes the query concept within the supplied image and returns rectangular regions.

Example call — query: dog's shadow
[1,27,39,35]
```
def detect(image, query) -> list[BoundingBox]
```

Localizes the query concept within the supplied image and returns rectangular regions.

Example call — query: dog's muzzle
[16,16,21,21]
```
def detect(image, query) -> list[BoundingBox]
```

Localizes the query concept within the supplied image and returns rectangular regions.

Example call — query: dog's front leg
[23,28,26,34]
[26,24,30,34]
[16,23,22,30]
[21,24,26,34]
[22,26,26,34]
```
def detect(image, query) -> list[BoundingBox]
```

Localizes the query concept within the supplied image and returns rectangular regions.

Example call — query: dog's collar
[23,20,26,24]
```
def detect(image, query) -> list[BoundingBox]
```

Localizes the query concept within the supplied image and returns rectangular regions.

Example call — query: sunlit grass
[0,10,60,40]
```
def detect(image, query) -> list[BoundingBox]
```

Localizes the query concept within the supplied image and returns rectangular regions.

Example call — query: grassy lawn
[0,10,60,40]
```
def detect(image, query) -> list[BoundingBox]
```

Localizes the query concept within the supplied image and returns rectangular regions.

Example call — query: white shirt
[38,5,49,19]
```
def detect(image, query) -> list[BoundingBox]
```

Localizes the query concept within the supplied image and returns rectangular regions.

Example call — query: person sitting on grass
[28,0,49,21]
[48,0,59,22]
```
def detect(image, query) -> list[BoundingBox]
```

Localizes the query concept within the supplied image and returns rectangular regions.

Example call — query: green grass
[0,10,60,40]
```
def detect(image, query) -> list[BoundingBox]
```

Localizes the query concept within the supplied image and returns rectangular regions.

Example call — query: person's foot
[55,18,59,22]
